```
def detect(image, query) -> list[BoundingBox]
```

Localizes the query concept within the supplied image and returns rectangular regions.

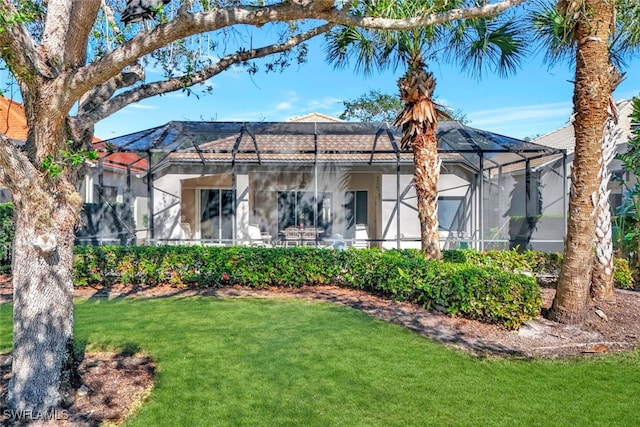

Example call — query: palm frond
[324,26,381,76]
[610,0,640,69]
[529,1,578,66]
[446,18,527,80]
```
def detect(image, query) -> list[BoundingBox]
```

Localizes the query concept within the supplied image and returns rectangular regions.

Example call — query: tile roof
[0,96,147,173]
[286,112,343,123]
[0,96,28,141]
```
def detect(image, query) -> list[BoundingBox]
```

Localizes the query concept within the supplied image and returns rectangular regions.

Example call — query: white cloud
[468,102,572,128]
[126,103,158,110]
[461,102,574,139]
[306,96,342,110]
[276,101,293,110]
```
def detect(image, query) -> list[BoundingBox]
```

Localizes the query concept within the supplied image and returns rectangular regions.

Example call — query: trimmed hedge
[442,249,635,290]
[73,246,541,329]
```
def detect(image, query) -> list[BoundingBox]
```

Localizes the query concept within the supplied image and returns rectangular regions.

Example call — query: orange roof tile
[1,96,147,173]
[0,96,28,140]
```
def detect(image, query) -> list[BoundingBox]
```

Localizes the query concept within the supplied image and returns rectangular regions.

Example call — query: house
[534,99,637,212]
[0,96,148,243]
[100,116,566,250]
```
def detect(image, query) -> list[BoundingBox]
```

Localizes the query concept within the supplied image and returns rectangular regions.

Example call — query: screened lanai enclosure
[86,120,567,252]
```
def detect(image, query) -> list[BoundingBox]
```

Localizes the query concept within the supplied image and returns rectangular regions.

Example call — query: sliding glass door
[344,190,368,238]
[199,189,234,242]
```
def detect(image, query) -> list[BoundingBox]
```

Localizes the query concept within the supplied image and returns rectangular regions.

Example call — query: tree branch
[41,0,100,70]
[100,0,122,39]
[76,23,333,126]
[0,0,47,85]
[66,0,527,97]
[0,133,39,196]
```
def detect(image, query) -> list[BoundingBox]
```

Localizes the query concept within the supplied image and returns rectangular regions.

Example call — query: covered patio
[92,120,567,251]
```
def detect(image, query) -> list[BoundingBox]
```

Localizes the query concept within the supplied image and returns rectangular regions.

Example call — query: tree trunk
[549,0,613,324]
[5,190,82,415]
[592,115,621,300]
[395,67,442,260]
[413,131,442,260]
[1,101,83,414]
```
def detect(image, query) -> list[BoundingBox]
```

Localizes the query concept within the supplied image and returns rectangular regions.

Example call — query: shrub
[444,248,632,290]
[613,257,634,290]
[73,245,541,328]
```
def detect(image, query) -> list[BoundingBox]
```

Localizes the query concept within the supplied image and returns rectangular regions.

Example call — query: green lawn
[1,297,639,426]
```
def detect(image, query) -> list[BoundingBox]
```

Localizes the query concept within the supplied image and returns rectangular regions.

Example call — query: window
[438,197,465,232]
[98,186,120,203]
[345,190,368,238]
[199,189,234,241]
[277,191,332,236]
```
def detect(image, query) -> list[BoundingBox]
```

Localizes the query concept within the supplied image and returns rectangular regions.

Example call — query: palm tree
[326,1,525,260]
[532,0,638,315]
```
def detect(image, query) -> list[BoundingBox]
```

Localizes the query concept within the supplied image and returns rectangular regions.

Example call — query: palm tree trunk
[413,130,442,259]
[592,113,621,300]
[395,67,442,260]
[550,0,614,324]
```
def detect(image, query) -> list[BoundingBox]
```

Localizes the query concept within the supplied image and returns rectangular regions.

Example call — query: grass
[1,297,640,426]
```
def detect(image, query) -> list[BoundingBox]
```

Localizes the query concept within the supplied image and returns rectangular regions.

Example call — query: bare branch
[66,0,527,97]
[77,23,333,125]
[41,0,74,65]
[340,0,527,28]
[78,64,146,117]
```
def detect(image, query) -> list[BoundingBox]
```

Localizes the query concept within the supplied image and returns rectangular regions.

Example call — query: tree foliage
[531,0,640,69]
[340,90,404,122]
[340,89,468,123]
[614,96,640,262]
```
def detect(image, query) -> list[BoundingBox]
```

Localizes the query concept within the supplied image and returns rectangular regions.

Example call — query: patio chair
[246,224,272,247]
[301,227,317,246]
[283,227,301,247]
[352,224,369,249]
[180,222,192,240]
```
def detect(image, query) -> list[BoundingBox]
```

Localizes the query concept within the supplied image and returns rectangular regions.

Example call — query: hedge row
[74,245,542,329]
[442,249,634,290]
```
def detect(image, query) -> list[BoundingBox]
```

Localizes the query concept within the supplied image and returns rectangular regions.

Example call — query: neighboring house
[534,99,637,220]
[101,115,566,250]
[0,96,148,243]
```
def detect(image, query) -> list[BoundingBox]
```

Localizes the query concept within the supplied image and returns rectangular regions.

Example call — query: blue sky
[1,34,637,141]
[94,35,640,141]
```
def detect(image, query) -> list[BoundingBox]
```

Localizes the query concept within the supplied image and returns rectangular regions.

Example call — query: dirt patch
[1,277,640,425]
